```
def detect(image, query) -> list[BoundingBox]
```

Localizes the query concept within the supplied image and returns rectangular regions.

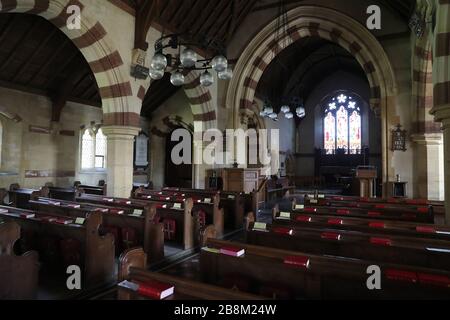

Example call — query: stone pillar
[102,126,140,198]
[411,134,445,201]
[429,110,450,224]
[430,0,450,224]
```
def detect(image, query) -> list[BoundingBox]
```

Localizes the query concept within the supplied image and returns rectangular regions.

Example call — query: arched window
[81,127,107,170]
[81,129,94,169]
[323,93,361,154]
[95,128,107,169]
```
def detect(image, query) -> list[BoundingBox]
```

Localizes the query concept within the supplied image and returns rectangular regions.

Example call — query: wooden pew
[0,222,39,300]
[0,206,115,289]
[8,184,49,209]
[160,187,246,230]
[135,189,225,236]
[272,209,450,241]
[76,194,197,250]
[286,200,434,223]
[74,181,107,196]
[245,222,450,270]
[29,197,164,263]
[299,194,445,215]
[117,248,266,300]
[47,186,80,202]
[201,239,450,299]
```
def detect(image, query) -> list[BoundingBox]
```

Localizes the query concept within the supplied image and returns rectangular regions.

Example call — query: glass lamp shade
[149,67,165,80]
[263,106,273,115]
[218,67,233,80]
[212,55,228,72]
[180,48,197,68]
[151,53,168,70]
[285,112,294,119]
[200,71,214,87]
[296,106,306,118]
[268,112,278,119]
[170,71,185,86]
[281,105,290,114]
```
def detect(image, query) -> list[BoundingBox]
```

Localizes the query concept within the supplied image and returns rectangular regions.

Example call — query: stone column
[411,133,445,201]
[102,126,140,198]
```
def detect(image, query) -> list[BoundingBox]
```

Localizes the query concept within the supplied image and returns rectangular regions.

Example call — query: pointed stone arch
[227,5,397,190]
[0,0,139,126]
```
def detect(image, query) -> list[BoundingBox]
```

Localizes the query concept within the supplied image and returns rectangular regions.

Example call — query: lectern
[355,166,377,198]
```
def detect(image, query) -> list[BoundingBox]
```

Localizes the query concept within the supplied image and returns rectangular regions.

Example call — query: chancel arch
[227,5,397,194]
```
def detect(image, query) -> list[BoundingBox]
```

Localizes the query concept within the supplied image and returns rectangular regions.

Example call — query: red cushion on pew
[296,215,312,222]
[385,269,418,283]
[336,209,350,215]
[304,208,317,213]
[368,211,382,217]
[321,232,341,241]
[369,222,385,229]
[417,273,450,288]
[284,255,310,269]
[416,207,429,214]
[370,237,392,246]
[272,227,293,236]
[333,197,344,201]
[416,226,436,234]
[375,205,385,209]
[328,218,343,225]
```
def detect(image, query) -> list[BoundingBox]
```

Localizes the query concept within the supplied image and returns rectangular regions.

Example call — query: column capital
[410,133,443,145]
[102,125,141,139]
[430,104,450,129]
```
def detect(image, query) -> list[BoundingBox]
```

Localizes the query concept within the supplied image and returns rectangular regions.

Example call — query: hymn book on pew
[20,212,36,219]
[253,222,269,232]
[220,246,245,257]
[118,280,174,300]
[277,212,292,220]
[294,205,305,210]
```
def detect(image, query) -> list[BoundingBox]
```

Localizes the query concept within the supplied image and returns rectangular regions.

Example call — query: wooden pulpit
[355,166,377,198]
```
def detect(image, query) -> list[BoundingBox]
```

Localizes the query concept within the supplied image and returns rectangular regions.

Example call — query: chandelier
[149,33,233,87]
[260,97,306,121]
[259,0,305,121]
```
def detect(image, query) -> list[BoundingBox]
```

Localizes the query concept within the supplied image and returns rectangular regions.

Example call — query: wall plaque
[134,132,149,168]
[391,124,407,152]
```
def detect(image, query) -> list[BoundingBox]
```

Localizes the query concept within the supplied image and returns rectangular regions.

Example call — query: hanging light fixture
[200,70,214,87]
[149,29,232,87]
[170,71,185,86]
[180,48,197,68]
[149,67,165,80]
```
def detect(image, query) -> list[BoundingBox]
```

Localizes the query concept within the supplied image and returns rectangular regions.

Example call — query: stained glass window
[323,93,362,154]
[324,112,335,155]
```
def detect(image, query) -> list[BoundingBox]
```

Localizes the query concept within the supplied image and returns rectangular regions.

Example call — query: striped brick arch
[412,39,440,134]
[0,0,139,127]
[431,0,450,118]
[183,71,216,131]
[227,5,397,186]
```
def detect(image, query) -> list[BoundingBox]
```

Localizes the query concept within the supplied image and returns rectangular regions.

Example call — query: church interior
[0,0,449,301]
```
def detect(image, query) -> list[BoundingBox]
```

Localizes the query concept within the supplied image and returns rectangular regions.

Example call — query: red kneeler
[163,219,177,241]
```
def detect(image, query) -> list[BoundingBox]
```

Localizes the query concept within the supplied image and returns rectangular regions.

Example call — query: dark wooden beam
[134,0,159,50]
[51,61,87,122]
[0,19,41,73]
[11,29,57,82]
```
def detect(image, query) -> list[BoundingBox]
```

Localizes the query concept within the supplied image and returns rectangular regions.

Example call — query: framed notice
[134,132,149,169]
